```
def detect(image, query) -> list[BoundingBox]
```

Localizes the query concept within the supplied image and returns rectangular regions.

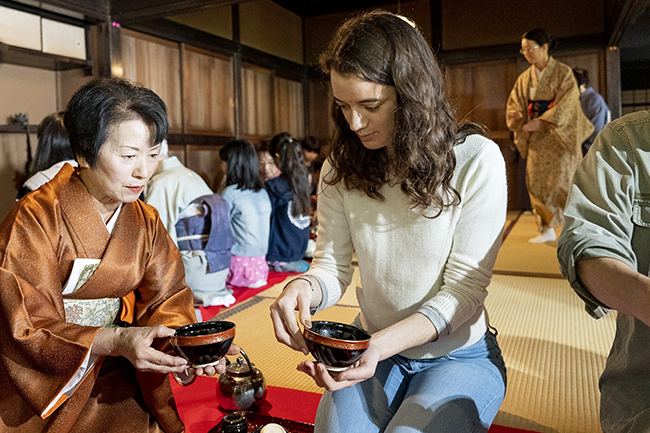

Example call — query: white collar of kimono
[104,203,123,234]
[534,66,545,80]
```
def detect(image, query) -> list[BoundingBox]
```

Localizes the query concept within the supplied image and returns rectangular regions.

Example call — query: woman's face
[521,38,548,66]
[330,71,397,151]
[259,150,281,181]
[80,118,160,212]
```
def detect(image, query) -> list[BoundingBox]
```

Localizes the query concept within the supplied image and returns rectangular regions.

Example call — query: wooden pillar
[606,47,621,120]
[429,0,443,53]
[96,21,122,78]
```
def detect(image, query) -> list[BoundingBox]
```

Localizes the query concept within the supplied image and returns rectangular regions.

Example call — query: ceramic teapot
[217,348,267,411]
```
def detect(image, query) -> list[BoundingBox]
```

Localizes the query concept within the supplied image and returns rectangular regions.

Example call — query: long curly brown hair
[320,10,483,217]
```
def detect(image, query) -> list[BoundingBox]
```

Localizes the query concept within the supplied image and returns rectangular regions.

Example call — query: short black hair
[301,136,320,153]
[573,68,590,87]
[64,77,168,167]
[220,139,263,192]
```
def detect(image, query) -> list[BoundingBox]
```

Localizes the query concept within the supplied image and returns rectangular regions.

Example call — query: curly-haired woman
[270,10,508,433]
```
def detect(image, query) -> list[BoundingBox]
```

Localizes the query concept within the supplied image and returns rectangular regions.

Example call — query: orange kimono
[0,164,196,432]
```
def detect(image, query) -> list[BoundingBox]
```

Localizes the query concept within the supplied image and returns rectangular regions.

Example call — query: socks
[528,226,556,244]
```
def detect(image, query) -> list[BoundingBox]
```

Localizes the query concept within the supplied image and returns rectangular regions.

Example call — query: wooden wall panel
[121,29,182,133]
[0,133,37,221]
[446,60,518,133]
[445,66,474,126]
[182,45,235,136]
[554,50,605,98]
[241,63,273,140]
[274,75,304,138]
[308,79,332,141]
[185,144,224,192]
[471,62,520,132]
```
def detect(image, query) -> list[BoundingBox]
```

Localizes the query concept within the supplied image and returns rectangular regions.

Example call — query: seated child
[220,140,272,288]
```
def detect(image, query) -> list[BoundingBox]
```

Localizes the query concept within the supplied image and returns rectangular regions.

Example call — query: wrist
[285,275,323,310]
[91,327,120,357]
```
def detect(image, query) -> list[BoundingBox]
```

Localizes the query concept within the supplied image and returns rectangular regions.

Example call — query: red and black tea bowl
[303,321,371,371]
[170,320,236,368]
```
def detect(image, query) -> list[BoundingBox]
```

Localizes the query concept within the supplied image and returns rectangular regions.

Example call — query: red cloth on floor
[173,376,539,433]
[172,377,320,433]
[197,271,300,321]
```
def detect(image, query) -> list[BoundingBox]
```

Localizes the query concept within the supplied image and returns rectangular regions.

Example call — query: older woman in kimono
[0,77,235,432]
[506,29,593,243]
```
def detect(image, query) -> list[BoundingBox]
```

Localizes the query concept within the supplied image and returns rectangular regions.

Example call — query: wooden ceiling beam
[110,0,248,24]
[607,0,646,46]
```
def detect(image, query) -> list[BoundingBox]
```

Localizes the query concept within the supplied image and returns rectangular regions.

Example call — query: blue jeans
[314,329,507,433]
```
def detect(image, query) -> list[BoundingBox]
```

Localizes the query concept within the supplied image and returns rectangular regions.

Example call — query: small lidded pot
[221,412,247,433]
[217,348,267,411]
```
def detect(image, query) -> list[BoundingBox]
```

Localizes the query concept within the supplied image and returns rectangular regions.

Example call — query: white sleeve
[305,160,355,311]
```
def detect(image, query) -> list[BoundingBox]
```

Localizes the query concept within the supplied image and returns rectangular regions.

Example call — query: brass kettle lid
[225,348,260,377]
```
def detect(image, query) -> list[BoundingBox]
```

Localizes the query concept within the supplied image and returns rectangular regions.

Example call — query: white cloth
[23,160,78,193]
[306,134,507,359]
[145,156,213,244]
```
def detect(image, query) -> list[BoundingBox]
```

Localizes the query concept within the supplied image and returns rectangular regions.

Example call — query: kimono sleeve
[538,66,593,153]
[558,124,637,319]
[131,207,196,433]
[0,200,99,417]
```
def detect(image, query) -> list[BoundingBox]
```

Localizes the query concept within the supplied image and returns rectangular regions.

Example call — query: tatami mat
[487,274,615,433]
[494,213,563,278]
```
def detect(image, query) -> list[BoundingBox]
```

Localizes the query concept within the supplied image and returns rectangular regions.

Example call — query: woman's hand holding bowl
[297,343,381,392]
[92,325,189,374]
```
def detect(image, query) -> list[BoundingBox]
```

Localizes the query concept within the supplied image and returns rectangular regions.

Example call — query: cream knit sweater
[306,134,507,359]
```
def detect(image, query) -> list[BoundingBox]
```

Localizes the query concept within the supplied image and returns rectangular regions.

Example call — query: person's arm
[415,140,507,339]
[577,257,650,327]
[270,160,354,353]
[506,79,526,132]
[587,93,609,134]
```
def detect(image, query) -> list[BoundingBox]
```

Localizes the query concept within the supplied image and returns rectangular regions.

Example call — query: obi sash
[63,298,122,327]
[62,258,134,327]
[528,99,554,119]
[175,193,234,274]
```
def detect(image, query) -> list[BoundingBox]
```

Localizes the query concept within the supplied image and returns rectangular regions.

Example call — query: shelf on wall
[0,124,38,134]
[0,42,92,73]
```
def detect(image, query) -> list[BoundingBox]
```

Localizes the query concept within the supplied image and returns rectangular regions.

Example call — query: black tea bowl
[303,321,371,371]
[169,320,236,369]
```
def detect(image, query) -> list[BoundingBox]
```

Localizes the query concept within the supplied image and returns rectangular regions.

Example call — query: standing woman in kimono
[506,29,593,243]
[0,77,235,432]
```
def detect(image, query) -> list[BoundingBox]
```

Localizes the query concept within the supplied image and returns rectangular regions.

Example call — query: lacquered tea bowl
[170,321,235,368]
[303,321,371,371]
